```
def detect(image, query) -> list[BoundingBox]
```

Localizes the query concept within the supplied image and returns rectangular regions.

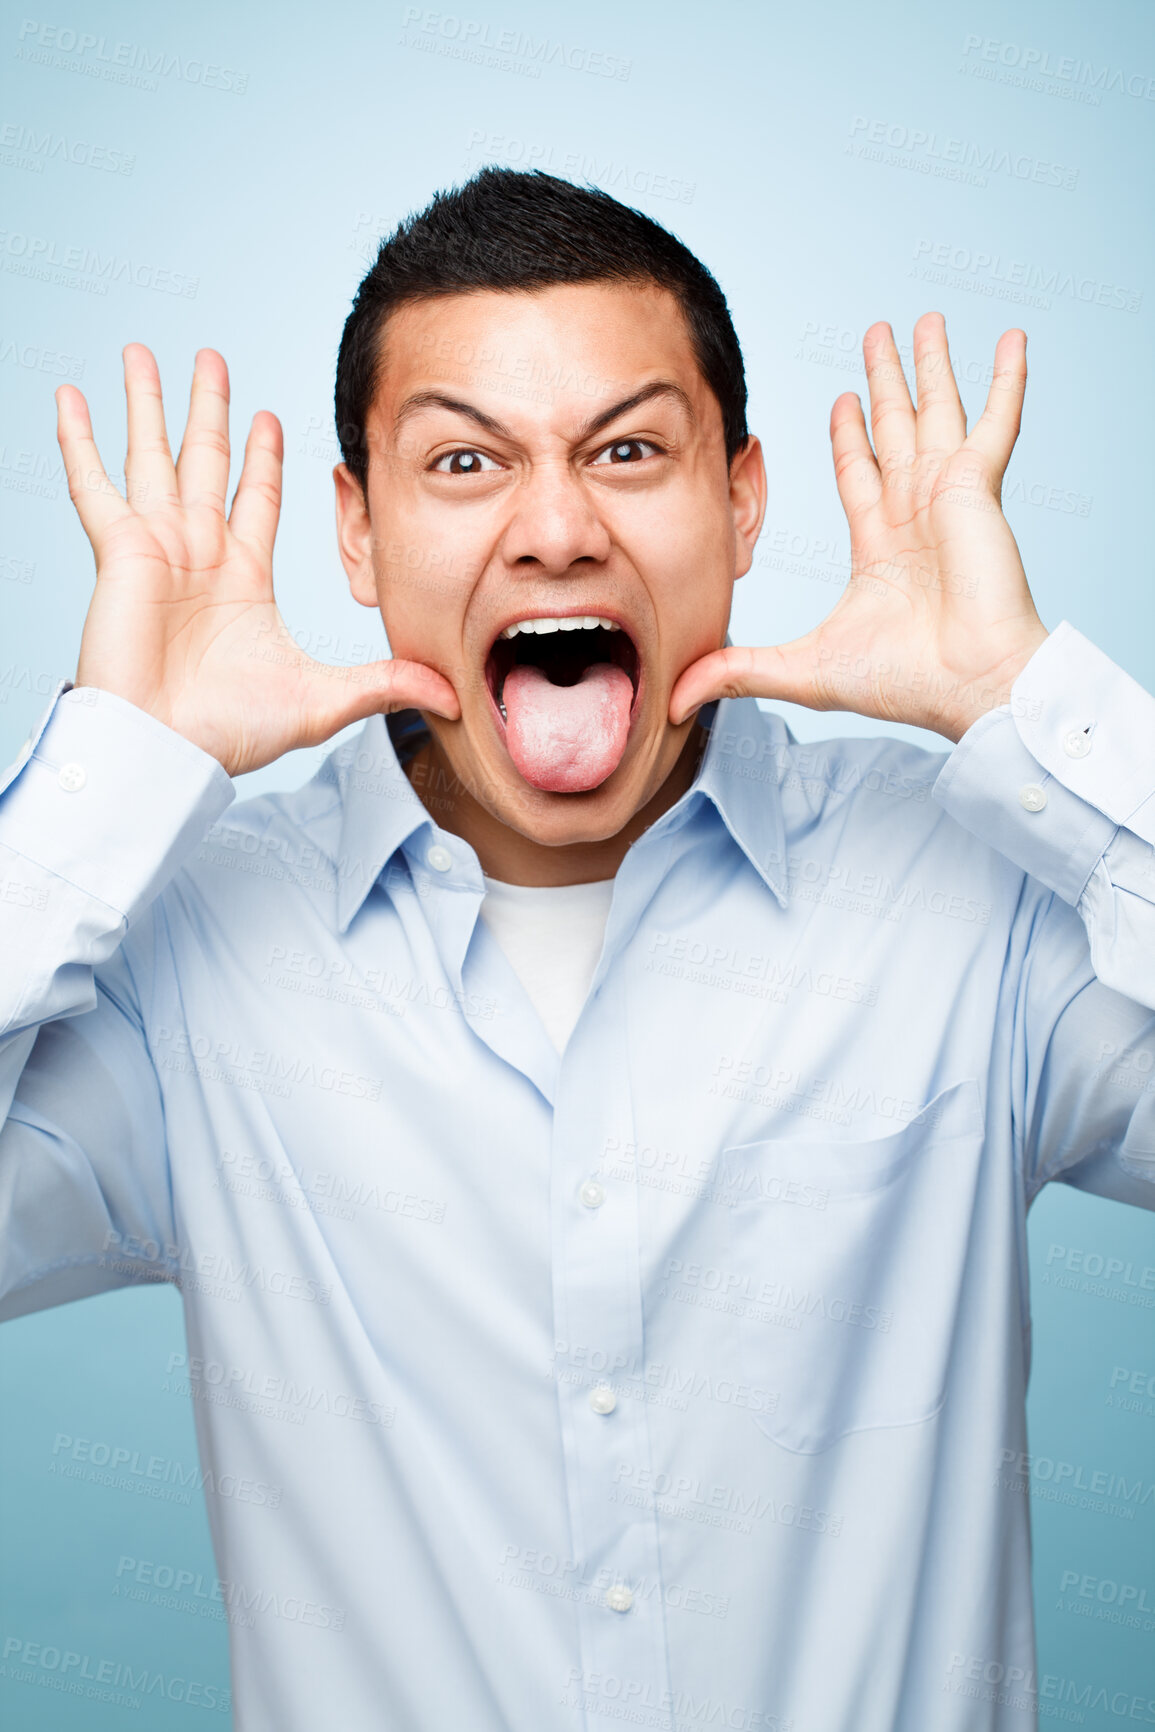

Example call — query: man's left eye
[432,449,501,474]
[591,439,659,465]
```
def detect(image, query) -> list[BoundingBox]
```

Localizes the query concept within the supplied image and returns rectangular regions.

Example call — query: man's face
[335,281,765,849]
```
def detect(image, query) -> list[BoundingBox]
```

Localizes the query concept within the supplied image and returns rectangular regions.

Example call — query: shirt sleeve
[933,622,1155,1212]
[0,683,235,1318]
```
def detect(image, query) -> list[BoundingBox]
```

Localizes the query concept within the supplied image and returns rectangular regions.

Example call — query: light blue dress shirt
[1,620,1153,1731]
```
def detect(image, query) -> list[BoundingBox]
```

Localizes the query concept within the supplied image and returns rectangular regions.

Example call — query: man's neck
[402,722,709,886]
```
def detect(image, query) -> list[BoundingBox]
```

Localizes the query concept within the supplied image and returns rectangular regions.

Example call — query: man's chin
[476,761,654,848]
[411,700,702,860]
[456,715,699,850]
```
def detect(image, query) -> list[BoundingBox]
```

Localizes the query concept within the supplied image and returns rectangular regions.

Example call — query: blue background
[1,0,1153,1722]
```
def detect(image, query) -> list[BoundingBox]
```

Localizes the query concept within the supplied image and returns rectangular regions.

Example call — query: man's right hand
[56,345,460,777]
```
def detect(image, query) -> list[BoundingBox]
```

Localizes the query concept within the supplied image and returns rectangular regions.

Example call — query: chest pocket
[719,1078,984,1453]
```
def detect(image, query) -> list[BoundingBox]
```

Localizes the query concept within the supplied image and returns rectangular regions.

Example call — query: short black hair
[334,167,748,489]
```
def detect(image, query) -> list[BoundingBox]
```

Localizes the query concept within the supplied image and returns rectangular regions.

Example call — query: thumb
[298,655,461,744]
[669,638,823,726]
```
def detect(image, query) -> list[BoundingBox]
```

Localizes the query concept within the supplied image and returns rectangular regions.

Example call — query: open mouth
[484,615,642,794]
[485,616,640,716]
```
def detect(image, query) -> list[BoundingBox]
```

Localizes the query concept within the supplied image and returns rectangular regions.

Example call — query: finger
[123,343,180,511]
[862,321,916,471]
[830,393,882,523]
[965,328,1027,481]
[912,311,967,454]
[299,656,462,743]
[228,412,284,553]
[176,349,232,509]
[55,384,130,544]
[669,639,820,727]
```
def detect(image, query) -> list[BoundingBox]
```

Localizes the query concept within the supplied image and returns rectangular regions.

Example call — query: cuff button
[1018,783,1047,812]
[57,762,87,792]
[1062,728,1091,758]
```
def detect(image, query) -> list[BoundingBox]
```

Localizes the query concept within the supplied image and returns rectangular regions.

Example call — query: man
[1,168,1152,1730]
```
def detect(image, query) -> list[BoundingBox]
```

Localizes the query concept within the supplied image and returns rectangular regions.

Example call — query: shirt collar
[682,696,789,907]
[331,695,790,932]
[333,712,435,933]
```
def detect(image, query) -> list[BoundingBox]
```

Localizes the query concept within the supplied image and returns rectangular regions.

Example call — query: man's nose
[498,462,612,574]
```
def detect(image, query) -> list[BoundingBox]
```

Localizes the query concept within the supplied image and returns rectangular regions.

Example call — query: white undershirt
[478,875,615,1052]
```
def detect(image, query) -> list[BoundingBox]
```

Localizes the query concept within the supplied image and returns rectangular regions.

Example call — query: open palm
[59,345,459,777]
[671,313,1049,743]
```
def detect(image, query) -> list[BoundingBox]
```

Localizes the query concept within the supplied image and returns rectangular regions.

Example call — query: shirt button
[605,1585,633,1613]
[579,1179,606,1208]
[57,762,87,792]
[588,1384,617,1416]
[1018,783,1047,813]
[1062,728,1091,758]
[425,844,452,872]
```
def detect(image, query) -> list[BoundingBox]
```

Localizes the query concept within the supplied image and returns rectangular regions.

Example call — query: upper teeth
[500,615,621,639]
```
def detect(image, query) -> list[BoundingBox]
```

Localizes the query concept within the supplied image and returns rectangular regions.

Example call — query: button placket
[550,1015,671,1684]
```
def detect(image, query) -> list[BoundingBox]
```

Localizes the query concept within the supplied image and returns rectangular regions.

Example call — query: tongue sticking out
[503,662,634,793]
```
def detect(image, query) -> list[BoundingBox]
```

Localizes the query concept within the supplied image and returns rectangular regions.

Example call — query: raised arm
[1,345,459,1315]
[671,314,1155,1206]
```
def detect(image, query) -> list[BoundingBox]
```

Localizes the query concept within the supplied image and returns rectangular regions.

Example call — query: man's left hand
[670,312,1050,744]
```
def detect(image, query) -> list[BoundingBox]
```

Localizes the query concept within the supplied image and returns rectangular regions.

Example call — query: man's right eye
[431,450,501,475]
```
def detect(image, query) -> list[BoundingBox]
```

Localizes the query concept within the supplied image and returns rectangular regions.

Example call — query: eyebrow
[393,391,511,439]
[391,380,696,446]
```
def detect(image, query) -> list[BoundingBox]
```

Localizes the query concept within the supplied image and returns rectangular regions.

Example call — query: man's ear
[333,463,377,609]
[729,435,768,581]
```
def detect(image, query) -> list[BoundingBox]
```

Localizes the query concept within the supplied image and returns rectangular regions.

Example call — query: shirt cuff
[0,682,235,923]
[932,622,1130,907]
